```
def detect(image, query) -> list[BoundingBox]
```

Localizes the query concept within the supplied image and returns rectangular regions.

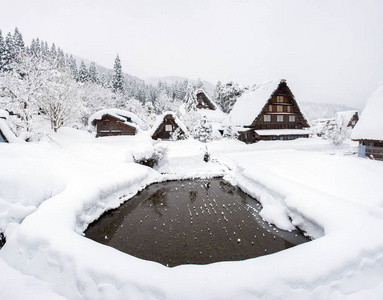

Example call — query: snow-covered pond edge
[1,136,383,299]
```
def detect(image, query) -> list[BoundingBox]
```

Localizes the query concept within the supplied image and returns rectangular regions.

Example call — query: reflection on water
[85,179,310,267]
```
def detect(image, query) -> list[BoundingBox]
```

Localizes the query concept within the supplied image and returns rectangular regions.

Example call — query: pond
[85,178,309,267]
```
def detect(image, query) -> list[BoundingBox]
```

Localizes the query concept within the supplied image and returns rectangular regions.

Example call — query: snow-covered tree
[184,84,197,112]
[78,61,88,83]
[36,69,83,132]
[216,81,247,113]
[155,89,172,113]
[193,115,213,143]
[88,61,99,84]
[323,115,352,145]
[144,101,156,130]
[223,123,238,139]
[112,54,124,94]
[213,80,222,101]
[67,55,78,80]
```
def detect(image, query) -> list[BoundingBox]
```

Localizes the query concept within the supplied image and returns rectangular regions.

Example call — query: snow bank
[352,82,383,141]
[1,131,383,299]
[155,139,227,179]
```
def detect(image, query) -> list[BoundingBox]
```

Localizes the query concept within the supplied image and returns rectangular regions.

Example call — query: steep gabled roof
[227,79,280,126]
[227,79,309,127]
[88,109,144,128]
[351,83,383,141]
[195,88,220,110]
[149,111,188,137]
[336,110,358,127]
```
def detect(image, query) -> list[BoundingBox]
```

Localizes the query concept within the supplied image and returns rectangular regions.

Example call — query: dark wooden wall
[96,115,136,137]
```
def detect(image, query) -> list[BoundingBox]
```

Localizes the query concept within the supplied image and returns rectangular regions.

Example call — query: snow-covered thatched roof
[227,79,281,126]
[227,79,309,127]
[352,83,383,141]
[149,111,188,136]
[88,109,144,128]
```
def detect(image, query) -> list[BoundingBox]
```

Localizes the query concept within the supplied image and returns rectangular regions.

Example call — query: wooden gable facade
[346,112,359,128]
[195,89,216,110]
[95,114,137,137]
[250,81,309,130]
[237,80,310,143]
[151,113,185,140]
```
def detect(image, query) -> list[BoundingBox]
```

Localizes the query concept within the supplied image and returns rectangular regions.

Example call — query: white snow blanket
[1,128,383,299]
[352,82,383,141]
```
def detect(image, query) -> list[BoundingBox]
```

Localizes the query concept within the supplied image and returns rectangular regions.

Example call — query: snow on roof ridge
[88,108,144,128]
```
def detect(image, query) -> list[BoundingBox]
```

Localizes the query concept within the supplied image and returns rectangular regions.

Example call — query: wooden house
[150,112,188,140]
[0,109,19,143]
[227,79,310,143]
[195,89,218,110]
[336,111,359,129]
[89,109,144,138]
[352,83,383,160]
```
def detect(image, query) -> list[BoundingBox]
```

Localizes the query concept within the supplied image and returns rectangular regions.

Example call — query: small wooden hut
[227,79,310,143]
[352,83,383,160]
[89,109,144,138]
[150,112,187,140]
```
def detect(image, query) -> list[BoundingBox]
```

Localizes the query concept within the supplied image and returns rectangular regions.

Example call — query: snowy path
[1,132,383,299]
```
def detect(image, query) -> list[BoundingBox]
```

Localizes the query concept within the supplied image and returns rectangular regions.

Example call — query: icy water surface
[85,179,309,267]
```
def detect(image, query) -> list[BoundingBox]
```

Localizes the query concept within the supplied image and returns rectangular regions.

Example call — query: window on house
[165,124,172,132]
[277,96,284,103]
[289,115,295,122]
[268,105,273,111]
[287,106,291,112]
[264,115,271,122]
[277,115,284,122]
[277,105,283,112]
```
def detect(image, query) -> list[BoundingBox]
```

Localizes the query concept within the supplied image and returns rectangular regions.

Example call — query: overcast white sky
[1,0,383,108]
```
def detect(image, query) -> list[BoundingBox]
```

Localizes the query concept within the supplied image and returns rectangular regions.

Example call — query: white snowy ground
[1,129,383,299]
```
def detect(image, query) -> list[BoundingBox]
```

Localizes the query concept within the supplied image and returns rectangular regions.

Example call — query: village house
[351,83,383,160]
[150,111,188,140]
[89,109,144,138]
[312,111,359,137]
[0,109,19,143]
[227,79,310,143]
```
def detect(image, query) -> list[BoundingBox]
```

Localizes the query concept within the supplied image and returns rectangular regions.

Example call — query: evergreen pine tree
[2,33,16,71]
[213,80,222,101]
[196,78,204,89]
[112,54,124,94]
[12,27,25,63]
[184,84,197,112]
[78,60,88,83]
[88,61,99,84]
[0,30,5,71]
[67,55,78,80]
[193,116,213,143]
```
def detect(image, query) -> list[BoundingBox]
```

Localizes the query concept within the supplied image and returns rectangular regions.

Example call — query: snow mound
[352,83,383,141]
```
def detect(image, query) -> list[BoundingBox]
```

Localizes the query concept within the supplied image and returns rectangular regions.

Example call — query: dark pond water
[85,178,309,267]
